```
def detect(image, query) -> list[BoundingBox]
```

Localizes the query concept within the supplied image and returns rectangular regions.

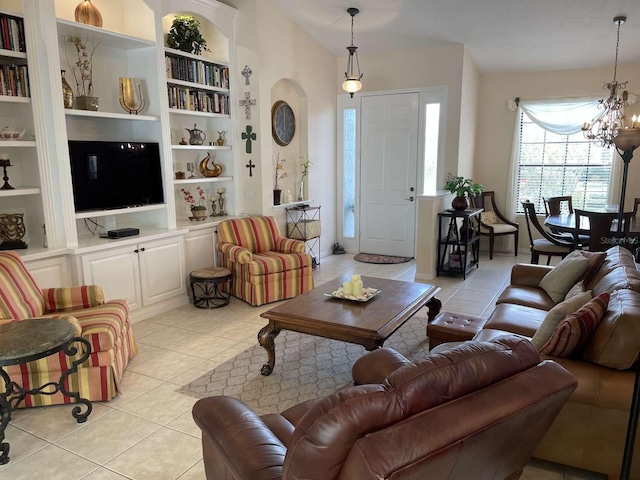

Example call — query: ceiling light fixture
[342,7,363,98]
[582,16,633,147]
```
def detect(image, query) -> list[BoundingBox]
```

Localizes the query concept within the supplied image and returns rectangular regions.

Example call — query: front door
[359,93,419,257]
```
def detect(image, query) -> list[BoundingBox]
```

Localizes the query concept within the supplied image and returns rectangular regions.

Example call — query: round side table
[0,318,92,464]
[190,267,232,308]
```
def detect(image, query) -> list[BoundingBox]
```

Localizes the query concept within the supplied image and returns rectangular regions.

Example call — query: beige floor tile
[119,383,198,425]
[177,460,205,480]
[144,308,200,326]
[210,321,261,342]
[210,341,255,363]
[0,425,48,471]
[174,315,227,334]
[129,350,205,381]
[167,410,201,438]
[13,402,113,442]
[104,371,164,409]
[1,444,99,480]
[168,360,222,386]
[132,320,168,340]
[171,333,240,359]
[55,409,161,465]
[137,326,203,350]
[81,468,130,479]
[106,428,202,480]
[127,342,166,368]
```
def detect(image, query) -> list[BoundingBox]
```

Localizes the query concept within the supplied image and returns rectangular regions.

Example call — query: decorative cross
[239,92,256,120]
[242,125,257,153]
[245,159,255,177]
[241,65,252,85]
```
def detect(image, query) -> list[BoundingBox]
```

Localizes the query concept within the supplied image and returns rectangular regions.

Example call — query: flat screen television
[69,141,164,213]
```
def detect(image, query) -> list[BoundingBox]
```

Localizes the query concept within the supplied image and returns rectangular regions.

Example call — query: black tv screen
[69,141,164,213]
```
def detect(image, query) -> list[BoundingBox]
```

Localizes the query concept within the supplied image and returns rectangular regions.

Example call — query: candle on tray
[342,281,353,295]
[351,274,361,283]
[352,280,363,296]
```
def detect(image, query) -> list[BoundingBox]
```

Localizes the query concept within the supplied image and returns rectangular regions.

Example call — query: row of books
[165,55,229,89]
[167,86,229,115]
[0,64,29,97]
[0,14,25,53]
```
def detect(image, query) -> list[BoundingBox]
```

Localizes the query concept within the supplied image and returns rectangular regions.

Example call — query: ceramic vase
[451,196,468,211]
[61,70,74,109]
[273,189,282,206]
[74,0,103,28]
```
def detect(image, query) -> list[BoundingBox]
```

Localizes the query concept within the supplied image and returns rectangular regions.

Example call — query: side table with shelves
[285,205,320,268]
[436,208,482,280]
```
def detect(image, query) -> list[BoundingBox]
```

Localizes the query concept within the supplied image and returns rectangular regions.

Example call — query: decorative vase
[199,153,222,177]
[273,189,282,206]
[61,70,74,109]
[76,95,99,111]
[216,131,225,146]
[451,196,468,211]
[298,180,305,202]
[118,77,145,114]
[190,208,207,221]
[74,0,103,28]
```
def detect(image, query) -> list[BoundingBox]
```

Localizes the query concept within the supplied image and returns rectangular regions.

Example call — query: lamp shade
[342,78,362,94]
[613,128,640,151]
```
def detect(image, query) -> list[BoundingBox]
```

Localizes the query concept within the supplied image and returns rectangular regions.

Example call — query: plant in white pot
[66,36,101,110]
[444,176,483,210]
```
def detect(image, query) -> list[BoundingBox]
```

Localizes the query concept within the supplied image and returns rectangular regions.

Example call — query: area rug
[354,253,413,264]
[178,308,432,415]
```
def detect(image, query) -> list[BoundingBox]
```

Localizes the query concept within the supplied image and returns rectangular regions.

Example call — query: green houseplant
[167,15,210,55]
[444,176,483,210]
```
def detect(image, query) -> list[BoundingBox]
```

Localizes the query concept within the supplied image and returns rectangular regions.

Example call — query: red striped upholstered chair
[0,251,137,407]
[217,216,314,306]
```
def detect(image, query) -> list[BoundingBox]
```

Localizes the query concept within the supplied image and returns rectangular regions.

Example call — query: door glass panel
[423,103,440,194]
[343,108,356,238]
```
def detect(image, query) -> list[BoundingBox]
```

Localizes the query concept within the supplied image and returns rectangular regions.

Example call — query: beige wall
[475,63,640,252]
[337,44,467,184]
[457,48,479,179]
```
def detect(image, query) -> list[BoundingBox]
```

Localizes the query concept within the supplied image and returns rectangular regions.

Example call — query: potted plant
[444,175,483,210]
[166,15,210,55]
[298,155,312,201]
[273,150,287,205]
[181,186,207,221]
[66,36,100,110]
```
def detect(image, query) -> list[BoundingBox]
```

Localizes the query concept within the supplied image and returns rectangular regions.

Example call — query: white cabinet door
[81,245,142,311]
[138,236,186,306]
[25,257,71,289]
[184,228,216,275]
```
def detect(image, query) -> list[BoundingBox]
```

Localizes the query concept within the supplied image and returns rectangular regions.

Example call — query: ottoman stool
[189,267,232,308]
[427,312,488,349]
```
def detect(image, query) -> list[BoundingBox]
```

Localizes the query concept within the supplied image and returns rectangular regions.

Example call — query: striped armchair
[0,251,137,407]
[217,216,314,306]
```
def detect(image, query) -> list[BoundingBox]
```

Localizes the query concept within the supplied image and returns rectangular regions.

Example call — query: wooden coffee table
[258,275,441,375]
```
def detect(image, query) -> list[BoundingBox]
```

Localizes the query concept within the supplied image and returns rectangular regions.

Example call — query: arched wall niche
[270,77,308,202]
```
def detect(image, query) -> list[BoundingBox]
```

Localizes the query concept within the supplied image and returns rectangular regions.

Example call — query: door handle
[404,196,415,201]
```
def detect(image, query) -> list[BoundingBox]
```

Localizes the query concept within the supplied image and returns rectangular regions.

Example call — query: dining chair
[469,191,518,260]
[574,209,630,252]
[521,201,574,264]
[543,196,574,217]
[632,198,640,217]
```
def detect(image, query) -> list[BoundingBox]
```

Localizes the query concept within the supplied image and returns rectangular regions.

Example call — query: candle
[217,188,225,194]
[210,195,217,202]
[351,274,360,283]
[352,280,363,296]
[342,282,352,295]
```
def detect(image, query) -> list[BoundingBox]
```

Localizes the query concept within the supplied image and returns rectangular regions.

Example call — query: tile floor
[0,252,606,479]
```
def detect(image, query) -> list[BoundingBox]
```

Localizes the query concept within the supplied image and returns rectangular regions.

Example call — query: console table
[0,318,92,465]
[436,208,482,280]
[286,205,321,268]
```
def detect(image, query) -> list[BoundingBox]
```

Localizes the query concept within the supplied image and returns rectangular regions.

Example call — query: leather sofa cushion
[484,303,546,337]
[588,246,640,295]
[497,285,556,311]
[583,288,640,369]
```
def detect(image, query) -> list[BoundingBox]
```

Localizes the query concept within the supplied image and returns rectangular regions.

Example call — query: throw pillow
[531,290,592,349]
[539,251,590,303]
[579,251,607,288]
[564,281,586,301]
[539,292,610,357]
[481,211,498,225]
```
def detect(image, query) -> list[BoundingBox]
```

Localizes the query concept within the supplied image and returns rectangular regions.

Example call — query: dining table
[544,213,640,235]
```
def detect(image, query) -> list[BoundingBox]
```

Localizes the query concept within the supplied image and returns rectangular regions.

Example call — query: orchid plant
[273,149,287,190]
[66,36,101,98]
[300,155,313,182]
[181,186,206,210]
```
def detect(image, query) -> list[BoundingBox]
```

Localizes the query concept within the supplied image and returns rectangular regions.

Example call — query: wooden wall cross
[242,125,257,153]
[239,92,256,120]
[245,159,255,177]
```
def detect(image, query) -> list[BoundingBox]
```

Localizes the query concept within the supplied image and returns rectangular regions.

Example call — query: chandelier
[582,16,632,147]
[342,7,363,98]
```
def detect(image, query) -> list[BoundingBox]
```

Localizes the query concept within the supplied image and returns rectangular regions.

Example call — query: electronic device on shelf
[107,227,140,239]
[68,141,164,213]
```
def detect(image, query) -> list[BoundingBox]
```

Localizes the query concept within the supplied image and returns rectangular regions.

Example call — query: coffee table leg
[426,297,442,322]
[60,337,93,423]
[258,324,281,376]
[0,368,11,465]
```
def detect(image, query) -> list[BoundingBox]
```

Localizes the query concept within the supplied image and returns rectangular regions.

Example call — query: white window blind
[515,110,613,214]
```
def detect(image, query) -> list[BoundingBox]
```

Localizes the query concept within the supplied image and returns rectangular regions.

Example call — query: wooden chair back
[543,196,573,217]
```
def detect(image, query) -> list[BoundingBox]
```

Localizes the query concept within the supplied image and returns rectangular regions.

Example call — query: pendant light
[342,7,363,98]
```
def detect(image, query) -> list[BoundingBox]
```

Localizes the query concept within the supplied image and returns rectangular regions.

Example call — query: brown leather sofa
[473,246,640,477]
[193,336,576,480]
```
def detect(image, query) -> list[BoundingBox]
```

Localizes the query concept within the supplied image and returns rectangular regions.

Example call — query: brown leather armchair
[192,336,576,480]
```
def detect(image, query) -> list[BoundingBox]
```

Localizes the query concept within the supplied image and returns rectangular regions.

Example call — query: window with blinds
[515,110,613,214]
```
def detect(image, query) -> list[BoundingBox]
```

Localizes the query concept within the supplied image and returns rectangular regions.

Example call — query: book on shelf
[0,64,29,97]
[165,55,229,89]
[167,85,229,114]
[0,14,25,53]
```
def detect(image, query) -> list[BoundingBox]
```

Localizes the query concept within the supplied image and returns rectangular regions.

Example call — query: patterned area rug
[354,253,413,264]
[178,308,432,415]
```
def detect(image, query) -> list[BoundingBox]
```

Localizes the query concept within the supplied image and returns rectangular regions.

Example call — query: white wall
[457,48,479,179]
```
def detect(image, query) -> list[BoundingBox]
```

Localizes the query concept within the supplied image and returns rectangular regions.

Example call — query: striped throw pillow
[540,292,610,358]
